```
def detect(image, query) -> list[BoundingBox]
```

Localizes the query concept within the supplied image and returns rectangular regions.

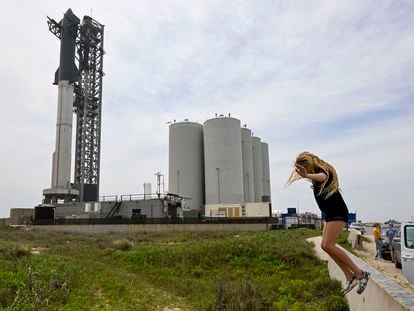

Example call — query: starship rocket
[43,9,80,202]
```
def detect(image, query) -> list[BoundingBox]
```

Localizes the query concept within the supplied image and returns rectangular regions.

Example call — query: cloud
[0,0,413,222]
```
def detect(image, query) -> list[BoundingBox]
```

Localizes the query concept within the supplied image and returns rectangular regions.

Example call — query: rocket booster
[47,9,80,193]
[54,9,80,84]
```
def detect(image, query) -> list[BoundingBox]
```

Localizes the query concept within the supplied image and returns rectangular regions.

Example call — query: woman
[373,223,383,260]
[286,151,369,294]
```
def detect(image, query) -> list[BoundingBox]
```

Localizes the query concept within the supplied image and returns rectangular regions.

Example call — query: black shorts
[323,212,349,223]
[316,191,349,223]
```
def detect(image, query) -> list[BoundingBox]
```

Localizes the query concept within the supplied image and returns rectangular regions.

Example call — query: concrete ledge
[308,236,414,311]
[33,223,268,234]
[348,229,363,250]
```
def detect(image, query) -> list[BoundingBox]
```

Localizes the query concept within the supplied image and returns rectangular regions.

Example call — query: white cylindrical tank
[241,128,255,203]
[51,81,75,189]
[261,142,271,202]
[169,121,204,211]
[252,136,263,202]
[204,117,244,204]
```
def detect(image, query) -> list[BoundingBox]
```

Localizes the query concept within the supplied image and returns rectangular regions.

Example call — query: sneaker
[356,271,370,295]
[341,276,357,294]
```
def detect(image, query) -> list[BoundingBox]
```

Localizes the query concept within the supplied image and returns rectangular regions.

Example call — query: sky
[1,0,413,222]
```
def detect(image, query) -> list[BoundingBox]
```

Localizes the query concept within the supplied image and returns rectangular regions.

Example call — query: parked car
[381,228,392,260]
[392,229,402,268]
[392,223,414,283]
[349,222,365,234]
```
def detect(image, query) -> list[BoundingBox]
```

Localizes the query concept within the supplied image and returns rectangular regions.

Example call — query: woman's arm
[295,165,327,182]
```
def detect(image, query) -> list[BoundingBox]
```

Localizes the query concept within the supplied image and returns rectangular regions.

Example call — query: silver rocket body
[51,81,74,189]
[43,9,80,203]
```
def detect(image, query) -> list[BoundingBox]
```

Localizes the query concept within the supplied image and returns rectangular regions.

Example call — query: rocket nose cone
[64,8,80,24]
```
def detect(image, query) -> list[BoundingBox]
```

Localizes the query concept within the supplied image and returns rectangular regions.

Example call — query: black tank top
[312,167,348,213]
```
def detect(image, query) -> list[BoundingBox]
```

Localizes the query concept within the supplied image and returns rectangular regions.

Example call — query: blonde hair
[285,151,339,198]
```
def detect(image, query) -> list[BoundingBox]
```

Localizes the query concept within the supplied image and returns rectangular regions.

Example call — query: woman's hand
[295,164,308,178]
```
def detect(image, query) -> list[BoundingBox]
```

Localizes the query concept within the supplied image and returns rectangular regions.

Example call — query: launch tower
[43,9,105,203]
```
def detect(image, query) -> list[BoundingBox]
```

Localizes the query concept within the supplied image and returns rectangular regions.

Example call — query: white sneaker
[341,276,357,294]
[357,271,370,295]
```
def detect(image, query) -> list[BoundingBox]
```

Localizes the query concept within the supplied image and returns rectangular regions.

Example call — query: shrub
[215,278,272,311]
[10,265,72,310]
[113,239,134,251]
[0,241,31,260]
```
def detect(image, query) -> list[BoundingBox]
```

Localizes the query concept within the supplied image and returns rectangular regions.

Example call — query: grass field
[0,226,349,310]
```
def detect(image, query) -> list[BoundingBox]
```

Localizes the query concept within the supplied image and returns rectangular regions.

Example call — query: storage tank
[241,128,255,203]
[252,136,263,202]
[261,142,271,202]
[169,121,204,211]
[204,117,244,204]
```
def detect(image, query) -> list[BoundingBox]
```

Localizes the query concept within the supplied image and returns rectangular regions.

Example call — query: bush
[11,266,71,309]
[0,241,31,260]
[113,239,134,251]
[215,278,272,311]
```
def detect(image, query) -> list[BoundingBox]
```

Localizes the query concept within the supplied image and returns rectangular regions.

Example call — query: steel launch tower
[43,9,104,204]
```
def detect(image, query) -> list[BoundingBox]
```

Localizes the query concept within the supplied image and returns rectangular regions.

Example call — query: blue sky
[0,0,413,221]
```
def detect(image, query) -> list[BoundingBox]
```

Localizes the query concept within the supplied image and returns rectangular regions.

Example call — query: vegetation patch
[113,239,134,251]
[0,227,348,310]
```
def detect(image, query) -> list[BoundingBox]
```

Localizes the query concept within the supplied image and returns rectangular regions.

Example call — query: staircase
[105,201,122,219]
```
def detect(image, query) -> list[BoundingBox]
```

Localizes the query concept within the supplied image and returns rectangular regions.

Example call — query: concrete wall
[308,236,414,311]
[9,208,34,225]
[10,208,34,218]
[54,199,167,219]
[33,223,268,234]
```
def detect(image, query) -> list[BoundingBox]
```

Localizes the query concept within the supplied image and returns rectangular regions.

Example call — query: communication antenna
[154,172,165,198]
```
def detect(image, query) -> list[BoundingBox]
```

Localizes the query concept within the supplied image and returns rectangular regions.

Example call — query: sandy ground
[356,235,414,295]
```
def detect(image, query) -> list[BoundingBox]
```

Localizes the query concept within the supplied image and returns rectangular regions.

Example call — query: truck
[392,223,414,284]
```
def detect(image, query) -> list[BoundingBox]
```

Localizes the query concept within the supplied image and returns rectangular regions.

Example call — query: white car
[349,222,365,234]
[394,223,414,284]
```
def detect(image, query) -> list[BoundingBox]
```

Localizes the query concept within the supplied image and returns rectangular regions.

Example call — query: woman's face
[296,158,313,173]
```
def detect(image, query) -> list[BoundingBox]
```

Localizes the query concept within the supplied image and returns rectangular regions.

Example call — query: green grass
[336,231,354,254]
[361,235,372,243]
[0,227,348,310]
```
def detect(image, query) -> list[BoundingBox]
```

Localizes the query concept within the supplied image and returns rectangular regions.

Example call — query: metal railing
[99,193,181,202]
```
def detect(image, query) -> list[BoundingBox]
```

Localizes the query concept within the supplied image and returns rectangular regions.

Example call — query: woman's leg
[322,221,354,281]
[321,221,363,279]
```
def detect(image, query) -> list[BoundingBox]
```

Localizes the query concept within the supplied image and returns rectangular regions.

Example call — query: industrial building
[9,208,34,225]
[168,115,272,218]
[35,9,272,223]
